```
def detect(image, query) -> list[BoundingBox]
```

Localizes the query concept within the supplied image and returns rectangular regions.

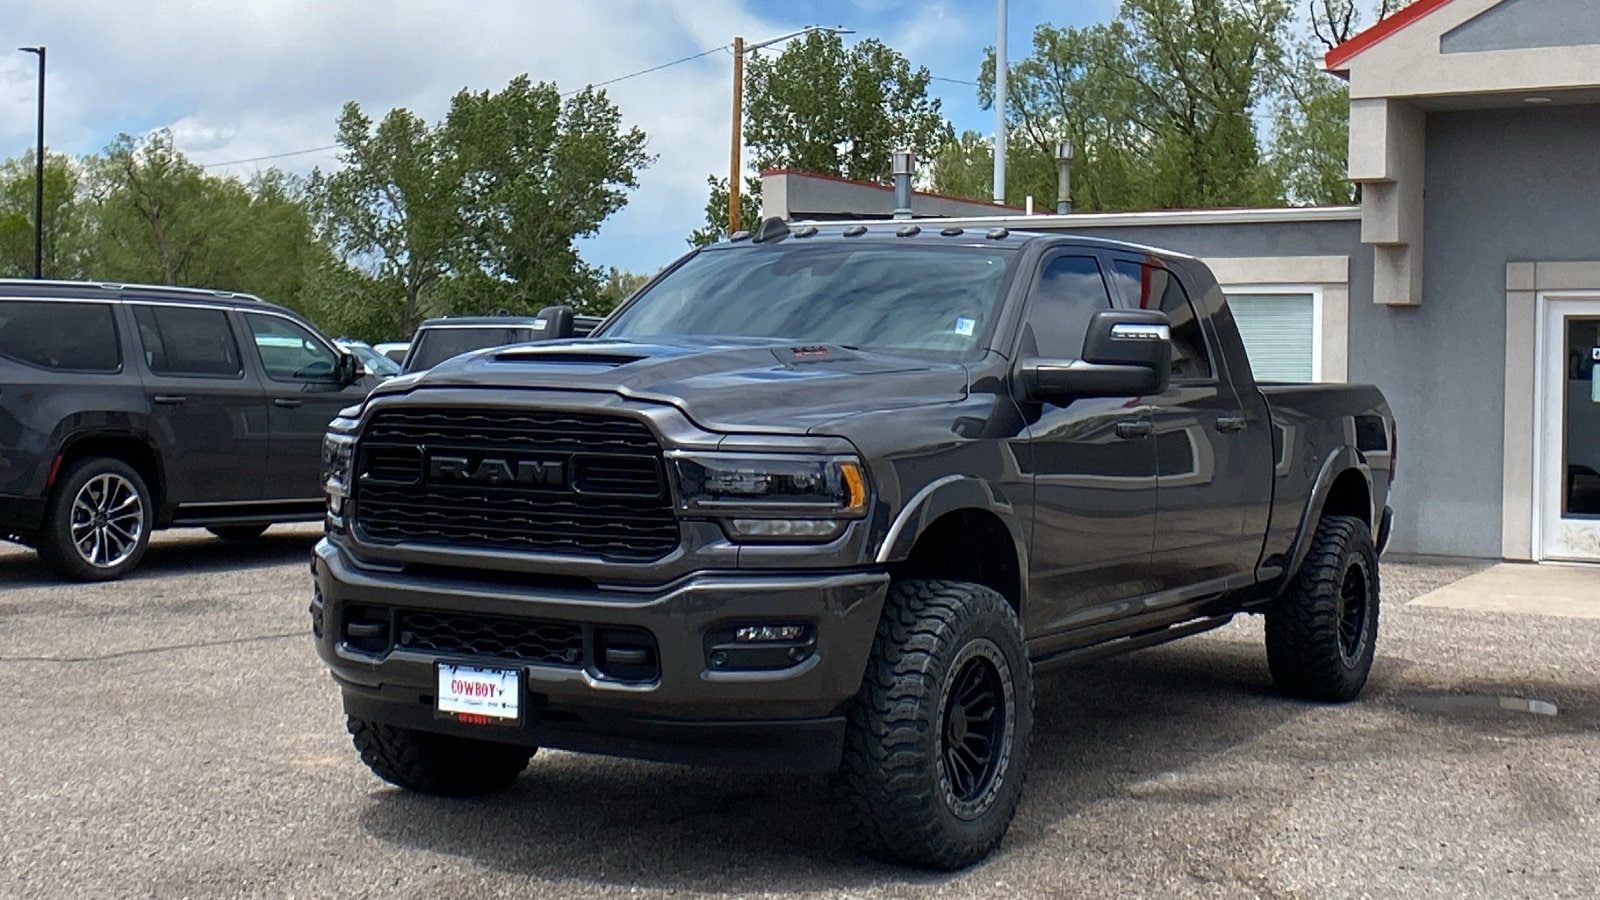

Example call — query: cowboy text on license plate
[436,663,520,721]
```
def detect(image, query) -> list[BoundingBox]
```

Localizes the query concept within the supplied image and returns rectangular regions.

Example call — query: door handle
[1215,415,1248,433]
[1115,419,1153,439]
[273,398,303,408]
[152,395,187,406]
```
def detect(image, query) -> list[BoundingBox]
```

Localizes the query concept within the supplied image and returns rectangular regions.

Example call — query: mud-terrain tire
[833,579,1033,870]
[347,717,534,797]
[206,524,270,541]
[1265,515,1380,702]
[36,457,153,582]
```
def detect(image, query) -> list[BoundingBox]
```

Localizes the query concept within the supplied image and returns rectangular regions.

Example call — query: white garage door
[1224,291,1317,382]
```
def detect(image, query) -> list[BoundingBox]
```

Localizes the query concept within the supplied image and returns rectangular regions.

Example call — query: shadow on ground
[357,639,1320,893]
[0,528,319,587]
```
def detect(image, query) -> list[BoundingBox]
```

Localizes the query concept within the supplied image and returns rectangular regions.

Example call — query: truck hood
[382,337,970,433]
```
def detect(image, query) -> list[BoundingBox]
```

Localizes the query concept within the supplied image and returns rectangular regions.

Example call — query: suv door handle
[273,398,303,408]
[1114,419,1153,439]
[1215,415,1248,433]
[152,395,187,406]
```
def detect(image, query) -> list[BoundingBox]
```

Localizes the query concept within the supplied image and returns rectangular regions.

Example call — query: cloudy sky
[2,0,1117,275]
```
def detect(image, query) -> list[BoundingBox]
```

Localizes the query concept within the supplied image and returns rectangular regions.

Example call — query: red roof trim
[760,167,1029,212]
[1324,0,1456,72]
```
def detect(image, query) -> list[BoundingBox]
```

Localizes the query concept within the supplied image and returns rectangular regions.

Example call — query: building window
[1223,288,1320,383]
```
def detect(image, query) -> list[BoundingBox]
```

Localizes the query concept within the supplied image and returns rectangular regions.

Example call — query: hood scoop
[493,346,647,367]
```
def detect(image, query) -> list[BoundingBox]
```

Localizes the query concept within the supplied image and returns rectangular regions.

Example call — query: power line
[198,144,339,169]
[562,43,731,96]
[931,75,980,87]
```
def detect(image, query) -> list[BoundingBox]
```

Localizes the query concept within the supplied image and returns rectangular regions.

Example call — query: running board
[1031,615,1235,672]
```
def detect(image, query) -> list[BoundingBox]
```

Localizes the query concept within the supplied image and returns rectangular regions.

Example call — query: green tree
[309,104,460,336]
[1268,46,1354,205]
[442,78,651,314]
[689,175,761,247]
[693,32,952,241]
[0,151,89,278]
[930,130,994,202]
[597,266,651,310]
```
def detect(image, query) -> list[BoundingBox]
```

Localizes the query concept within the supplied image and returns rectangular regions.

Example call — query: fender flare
[1280,446,1374,584]
[874,475,1030,571]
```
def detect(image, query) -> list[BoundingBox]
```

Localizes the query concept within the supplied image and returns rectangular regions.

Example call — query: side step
[1031,615,1235,672]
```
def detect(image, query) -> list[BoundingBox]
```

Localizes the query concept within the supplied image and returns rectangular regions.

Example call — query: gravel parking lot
[1,528,1597,899]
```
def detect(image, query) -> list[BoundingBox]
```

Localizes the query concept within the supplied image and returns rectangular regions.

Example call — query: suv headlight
[668,452,868,543]
[322,415,360,529]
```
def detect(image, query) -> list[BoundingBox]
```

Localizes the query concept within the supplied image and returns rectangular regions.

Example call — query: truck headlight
[668,452,868,543]
[322,419,359,528]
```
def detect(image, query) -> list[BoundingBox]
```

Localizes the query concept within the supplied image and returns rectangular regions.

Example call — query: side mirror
[531,305,576,340]
[1020,309,1172,404]
[334,352,361,384]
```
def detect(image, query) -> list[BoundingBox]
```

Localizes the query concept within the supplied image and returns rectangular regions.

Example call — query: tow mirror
[531,305,576,340]
[334,351,361,384]
[1020,309,1172,404]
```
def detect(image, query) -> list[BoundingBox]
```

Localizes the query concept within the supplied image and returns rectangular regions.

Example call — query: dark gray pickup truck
[311,221,1394,869]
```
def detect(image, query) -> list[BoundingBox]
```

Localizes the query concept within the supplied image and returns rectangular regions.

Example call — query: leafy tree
[689,175,761,247]
[693,32,952,241]
[0,151,89,278]
[930,130,993,202]
[1268,46,1354,204]
[442,78,651,314]
[597,266,652,310]
[309,104,460,336]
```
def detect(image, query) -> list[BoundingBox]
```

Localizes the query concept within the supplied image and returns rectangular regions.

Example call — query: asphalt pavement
[1,528,1596,899]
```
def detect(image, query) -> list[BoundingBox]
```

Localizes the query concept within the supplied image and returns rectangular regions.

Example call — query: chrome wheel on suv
[38,458,154,582]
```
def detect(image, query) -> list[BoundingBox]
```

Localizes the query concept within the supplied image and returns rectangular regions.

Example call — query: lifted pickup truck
[311,220,1394,869]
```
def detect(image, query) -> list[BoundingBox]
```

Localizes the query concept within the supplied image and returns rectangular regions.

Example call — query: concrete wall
[1442,0,1600,54]
[1360,105,1600,557]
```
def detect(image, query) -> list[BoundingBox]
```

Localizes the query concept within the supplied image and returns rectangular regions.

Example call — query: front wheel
[833,579,1033,870]
[347,717,534,797]
[1265,515,1380,702]
[36,457,153,581]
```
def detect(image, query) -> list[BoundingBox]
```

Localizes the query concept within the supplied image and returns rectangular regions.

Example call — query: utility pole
[19,46,45,278]
[993,0,1007,206]
[727,26,853,234]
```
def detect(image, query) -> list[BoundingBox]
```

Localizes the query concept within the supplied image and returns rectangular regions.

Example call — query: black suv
[0,280,377,580]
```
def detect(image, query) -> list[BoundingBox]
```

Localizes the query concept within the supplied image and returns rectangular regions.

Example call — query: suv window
[1019,255,1112,358]
[0,300,121,372]
[133,305,243,377]
[1110,262,1211,379]
[247,313,339,381]
[404,326,533,373]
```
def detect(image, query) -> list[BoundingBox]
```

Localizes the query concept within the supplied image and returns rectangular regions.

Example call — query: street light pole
[727,25,852,234]
[19,46,44,279]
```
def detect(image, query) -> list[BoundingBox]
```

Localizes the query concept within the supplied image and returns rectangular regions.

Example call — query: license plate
[436,663,520,722]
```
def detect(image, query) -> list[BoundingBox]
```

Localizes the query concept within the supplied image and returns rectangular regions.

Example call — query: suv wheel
[37,457,153,582]
[347,717,534,797]
[1265,515,1380,702]
[833,579,1033,870]
[206,524,270,541]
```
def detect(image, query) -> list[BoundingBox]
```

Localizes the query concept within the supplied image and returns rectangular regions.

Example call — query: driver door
[242,311,372,501]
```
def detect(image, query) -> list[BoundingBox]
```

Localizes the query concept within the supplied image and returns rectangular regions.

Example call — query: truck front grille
[351,407,679,562]
[397,610,585,666]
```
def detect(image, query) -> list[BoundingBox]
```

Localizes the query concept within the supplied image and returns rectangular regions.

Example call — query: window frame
[131,302,248,381]
[0,297,124,374]
[1106,257,1217,384]
[1216,283,1324,383]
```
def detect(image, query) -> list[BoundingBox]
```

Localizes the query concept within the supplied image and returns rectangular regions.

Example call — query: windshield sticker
[953,317,976,336]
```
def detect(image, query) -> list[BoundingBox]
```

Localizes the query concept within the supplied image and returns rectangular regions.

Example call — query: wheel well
[56,435,163,507]
[1321,469,1371,526]
[889,509,1021,611]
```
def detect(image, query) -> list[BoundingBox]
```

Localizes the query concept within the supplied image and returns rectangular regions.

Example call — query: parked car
[0,279,379,580]
[400,311,605,374]
[312,222,1394,869]
[373,341,410,365]
[333,338,401,379]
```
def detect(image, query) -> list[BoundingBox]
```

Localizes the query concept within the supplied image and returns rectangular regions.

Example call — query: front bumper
[311,539,889,771]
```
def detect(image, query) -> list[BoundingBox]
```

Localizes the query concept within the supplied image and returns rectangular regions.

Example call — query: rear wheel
[206,524,270,541]
[37,457,152,582]
[833,579,1032,870]
[1265,515,1380,702]
[347,717,534,797]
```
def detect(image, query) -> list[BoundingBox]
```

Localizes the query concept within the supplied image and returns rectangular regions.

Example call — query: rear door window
[0,300,122,372]
[132,305,244,378]
[1110,262,1212,380]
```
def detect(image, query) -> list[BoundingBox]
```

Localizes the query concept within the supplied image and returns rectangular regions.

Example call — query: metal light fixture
[1055,139,1073,214]
[891,150,915,220]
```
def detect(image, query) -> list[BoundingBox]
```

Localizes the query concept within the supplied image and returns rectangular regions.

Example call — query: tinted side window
[1111,262,1211,379]
[0,300,122,372]
[133,306,243,377]
[1019,255,1112,358]
[246,313,338,381]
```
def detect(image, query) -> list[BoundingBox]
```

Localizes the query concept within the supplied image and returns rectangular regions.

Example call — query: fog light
[724,519,844,541]
[735,624,806,642]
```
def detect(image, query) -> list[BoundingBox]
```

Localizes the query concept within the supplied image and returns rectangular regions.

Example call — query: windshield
[343,343,400,376]
[598,243,1016,359]
[405,327,530,372]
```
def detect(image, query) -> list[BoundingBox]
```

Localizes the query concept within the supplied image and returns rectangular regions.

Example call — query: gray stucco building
[759,0,1600,564]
